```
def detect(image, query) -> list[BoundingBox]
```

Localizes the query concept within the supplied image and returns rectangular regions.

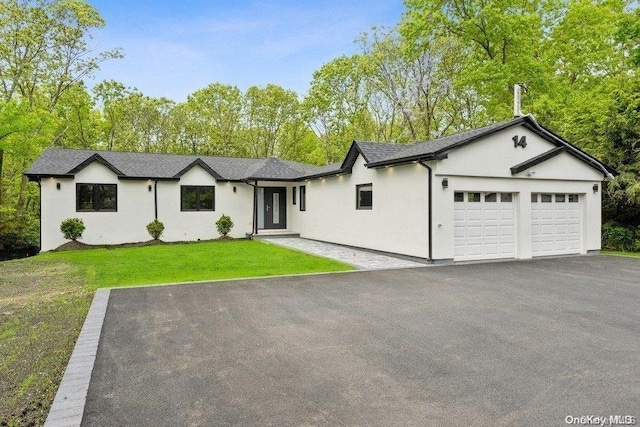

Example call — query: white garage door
[454,192,516,261]
[531,193,582,256]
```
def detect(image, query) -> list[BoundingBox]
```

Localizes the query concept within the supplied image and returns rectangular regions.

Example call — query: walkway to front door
[259,237,426,270]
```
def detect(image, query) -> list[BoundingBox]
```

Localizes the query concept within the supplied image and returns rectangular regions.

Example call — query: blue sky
[86,1,405,102]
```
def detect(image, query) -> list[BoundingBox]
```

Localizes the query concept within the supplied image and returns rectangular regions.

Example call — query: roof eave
[24,173,75,182]
[366,153,448,169]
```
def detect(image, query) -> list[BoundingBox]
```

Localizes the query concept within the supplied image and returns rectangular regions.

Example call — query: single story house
[26,114,614,263]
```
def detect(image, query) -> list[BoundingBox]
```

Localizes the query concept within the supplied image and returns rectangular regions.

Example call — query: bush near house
[215,214,234,237]
[146,219,165,240]
[602,222,636,251]
[59,218,85,241]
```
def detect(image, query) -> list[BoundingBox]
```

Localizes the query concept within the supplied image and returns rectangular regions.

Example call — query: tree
[243,84,307,159]
[0,0,121,219]
[175,83,244,156]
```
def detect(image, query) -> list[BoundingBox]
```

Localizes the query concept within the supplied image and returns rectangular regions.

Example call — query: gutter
[418,161,433,262]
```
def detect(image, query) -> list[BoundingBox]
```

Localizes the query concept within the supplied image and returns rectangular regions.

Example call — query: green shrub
[146,219,165,240]
[0,215,39,251]
[60,218,85,241]
[215,214,234,237]
[602,222,634,251]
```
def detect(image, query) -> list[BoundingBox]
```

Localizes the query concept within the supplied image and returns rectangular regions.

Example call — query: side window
[76,183,117,212]
[356,184,373,210]
[292,187,297,205]
[299,185,306,211]
[181,186,215,211]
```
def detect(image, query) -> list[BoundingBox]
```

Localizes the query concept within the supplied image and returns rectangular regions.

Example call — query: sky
[86,0,406,102]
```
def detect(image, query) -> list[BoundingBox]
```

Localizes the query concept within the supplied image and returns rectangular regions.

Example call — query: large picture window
[356,184,373,210]
[299,185,306,211]
[181,186,215,211]
[76,184,117,212]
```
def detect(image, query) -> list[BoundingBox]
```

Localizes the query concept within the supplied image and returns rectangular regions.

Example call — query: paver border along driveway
[81,256,639,426]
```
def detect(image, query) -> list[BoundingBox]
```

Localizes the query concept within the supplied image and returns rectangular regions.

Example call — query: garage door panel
[454,192,516,261]
[532,193,582,257]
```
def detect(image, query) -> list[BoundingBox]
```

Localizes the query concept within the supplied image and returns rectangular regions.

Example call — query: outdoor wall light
[442,178,448,189]
[593,184,599,193]
[148,184,152,192]
[56,182,61,190]
[233,186,237,193]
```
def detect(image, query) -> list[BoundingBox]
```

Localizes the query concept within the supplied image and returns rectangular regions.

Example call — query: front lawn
[0,239,353,425]
[602,250,640,258]
[40,239,353,289]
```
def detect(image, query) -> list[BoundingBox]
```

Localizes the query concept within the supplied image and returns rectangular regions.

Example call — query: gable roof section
[364,115,614,178]
[25,148,330,182]
[173,158,222,180]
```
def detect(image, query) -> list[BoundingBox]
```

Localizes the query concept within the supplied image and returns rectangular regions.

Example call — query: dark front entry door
[264,187,287,229]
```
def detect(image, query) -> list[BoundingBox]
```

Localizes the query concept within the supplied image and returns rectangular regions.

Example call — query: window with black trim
[76,184,117,212]
[292,187,297,205]
[356,184,373,209]
[299,185,306,211]
[454,192,464,202]
[181,186,215,211]
[568,194,579,203]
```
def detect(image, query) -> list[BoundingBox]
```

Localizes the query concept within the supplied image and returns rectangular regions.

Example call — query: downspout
[244,180,259,238]
[418,162,433,262]
[154,180,158,220]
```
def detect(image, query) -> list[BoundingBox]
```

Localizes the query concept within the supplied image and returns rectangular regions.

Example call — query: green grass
[0,258,92,426]
[40,239,353,289]
[602,250,640,258]
[0,239,353,425]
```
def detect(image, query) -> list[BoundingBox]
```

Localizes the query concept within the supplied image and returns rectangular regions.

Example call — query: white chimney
[514,83,522,117]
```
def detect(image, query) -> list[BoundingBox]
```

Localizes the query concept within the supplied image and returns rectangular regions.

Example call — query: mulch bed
[54,236,235,252]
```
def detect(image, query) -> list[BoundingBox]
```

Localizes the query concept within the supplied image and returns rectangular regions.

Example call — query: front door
[264,187,287,229]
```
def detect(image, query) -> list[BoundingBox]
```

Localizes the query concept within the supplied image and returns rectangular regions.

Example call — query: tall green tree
[0,0,121,222]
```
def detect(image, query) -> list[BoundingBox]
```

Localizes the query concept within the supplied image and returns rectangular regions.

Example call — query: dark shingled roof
[26,115,613,181]
[25,149,328,181]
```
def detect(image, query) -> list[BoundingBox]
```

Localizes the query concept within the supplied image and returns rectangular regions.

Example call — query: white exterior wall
[39,162,255,251]
[291,155,430,259]
[431,126,603,261]
[41,162,153,251]
[159,166,254,242]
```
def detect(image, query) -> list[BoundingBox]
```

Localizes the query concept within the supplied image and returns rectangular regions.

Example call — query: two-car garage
[453,191,584,261]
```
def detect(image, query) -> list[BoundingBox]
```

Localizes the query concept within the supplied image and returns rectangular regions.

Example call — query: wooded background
[1,0,639,252]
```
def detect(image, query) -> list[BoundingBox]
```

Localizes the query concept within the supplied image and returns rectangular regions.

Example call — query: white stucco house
[26,114,613,263]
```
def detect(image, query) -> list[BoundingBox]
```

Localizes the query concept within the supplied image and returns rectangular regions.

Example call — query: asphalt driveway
[82,256,640,426]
